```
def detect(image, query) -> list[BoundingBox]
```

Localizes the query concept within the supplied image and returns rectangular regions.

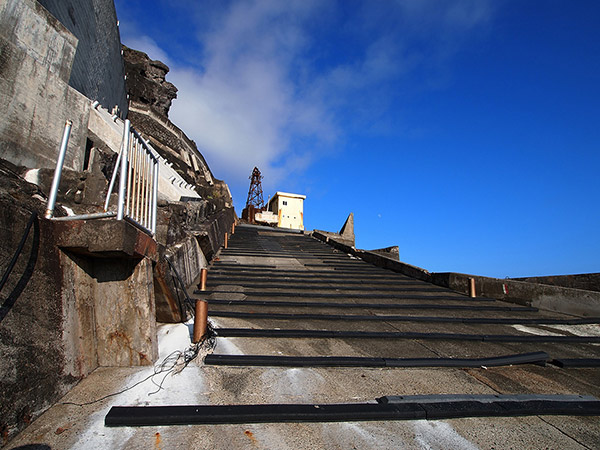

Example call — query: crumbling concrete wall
[37,0,128,115]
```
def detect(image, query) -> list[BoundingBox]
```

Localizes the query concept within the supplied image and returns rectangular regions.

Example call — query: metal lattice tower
[245,167,265,209]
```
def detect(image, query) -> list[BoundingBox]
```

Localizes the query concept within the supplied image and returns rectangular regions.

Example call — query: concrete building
[267,191,306,230]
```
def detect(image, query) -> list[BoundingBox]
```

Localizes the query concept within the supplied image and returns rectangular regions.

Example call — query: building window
[283,200,287,205]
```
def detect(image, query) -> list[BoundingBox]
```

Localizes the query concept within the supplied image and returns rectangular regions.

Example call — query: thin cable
[61,328,216,407]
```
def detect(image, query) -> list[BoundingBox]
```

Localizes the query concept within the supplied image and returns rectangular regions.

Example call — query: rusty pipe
[469,277,476,298]
[193,300,208,343]
[199,268,207,291]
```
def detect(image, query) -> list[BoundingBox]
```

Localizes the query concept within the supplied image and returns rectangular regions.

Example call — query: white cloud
[119,0,495,196]
[122,35,171,65]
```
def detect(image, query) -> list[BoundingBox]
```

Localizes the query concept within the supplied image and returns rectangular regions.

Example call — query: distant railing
[105,119,159,234]
[47,119,159,236]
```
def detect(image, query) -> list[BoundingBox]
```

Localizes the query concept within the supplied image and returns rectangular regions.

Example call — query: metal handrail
[106,119,159,234]
[46,118,159,236]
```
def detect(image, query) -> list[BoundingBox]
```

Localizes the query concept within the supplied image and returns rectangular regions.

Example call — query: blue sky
[114,0,599,278]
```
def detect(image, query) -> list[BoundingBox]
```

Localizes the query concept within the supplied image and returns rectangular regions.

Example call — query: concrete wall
[0,166,159,442]
[0,197,71,444]
[512,273,600,293]
[0,0,91,170]
[36,0,128,115]
[312,232,600,317]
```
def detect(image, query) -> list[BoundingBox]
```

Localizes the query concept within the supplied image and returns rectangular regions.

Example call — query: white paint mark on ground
[511,324,563,336]
[546,324,600,337]
[413,421,479,450]
[73,322,207,449]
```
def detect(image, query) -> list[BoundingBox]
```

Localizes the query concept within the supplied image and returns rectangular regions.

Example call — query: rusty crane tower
[242,167,265,223]
[246,167,265,209]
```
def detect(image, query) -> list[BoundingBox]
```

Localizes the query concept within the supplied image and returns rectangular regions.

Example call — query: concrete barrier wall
[313,232,600,317]
[511,273,600,293]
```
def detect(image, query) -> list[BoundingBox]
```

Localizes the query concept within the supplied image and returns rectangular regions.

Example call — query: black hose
[0,211,37,293]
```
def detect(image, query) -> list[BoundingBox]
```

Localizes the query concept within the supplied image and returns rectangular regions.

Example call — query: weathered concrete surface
[314,212,355,248]
[0,158,160,443]
[153,234,208,323]
[37,0,128,115]
[0,0,90,171]
[0,164,74,444]
[369,245,400,261]
[54,219,159,367]
[513,272,600,293]
[53,218,158,260]
[432,272,600,317]
[193,207,237,262]
[314,232,600,317]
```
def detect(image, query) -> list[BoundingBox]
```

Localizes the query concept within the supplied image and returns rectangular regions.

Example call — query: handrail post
[117,119,131,221]
[152,158,158,234]
[45,120,73,219]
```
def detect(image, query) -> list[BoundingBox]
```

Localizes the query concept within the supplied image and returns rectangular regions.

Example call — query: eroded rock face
[122,46,177,118]
[122,45,232,211]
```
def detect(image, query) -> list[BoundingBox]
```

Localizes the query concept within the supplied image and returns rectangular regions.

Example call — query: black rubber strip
[207,311,599,325]
[200,290,492,301]
[205,354,387,367]
[205,299,537,312]
[214,328,600,343]
[204,351,549,368]
[378,394,599,404]
[207,278,434,287]
[206,284,446,293]
[105,399,600,427]
[208,270,405,279]
[551,358,600,367]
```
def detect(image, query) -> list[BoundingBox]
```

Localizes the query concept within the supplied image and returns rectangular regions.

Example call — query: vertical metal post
[193,300,208,343]
[469,277,476,298]
[199,268,208,291]
[117,119,130,221]
[104,122,127,211]
[45,120,73,219]
[152,158,158,234]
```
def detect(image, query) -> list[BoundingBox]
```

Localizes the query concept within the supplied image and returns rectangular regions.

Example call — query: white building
[267,192,306,231]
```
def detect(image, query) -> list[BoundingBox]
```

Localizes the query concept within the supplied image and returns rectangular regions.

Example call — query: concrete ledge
[314,234,600,317]
[53,218,157,260]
